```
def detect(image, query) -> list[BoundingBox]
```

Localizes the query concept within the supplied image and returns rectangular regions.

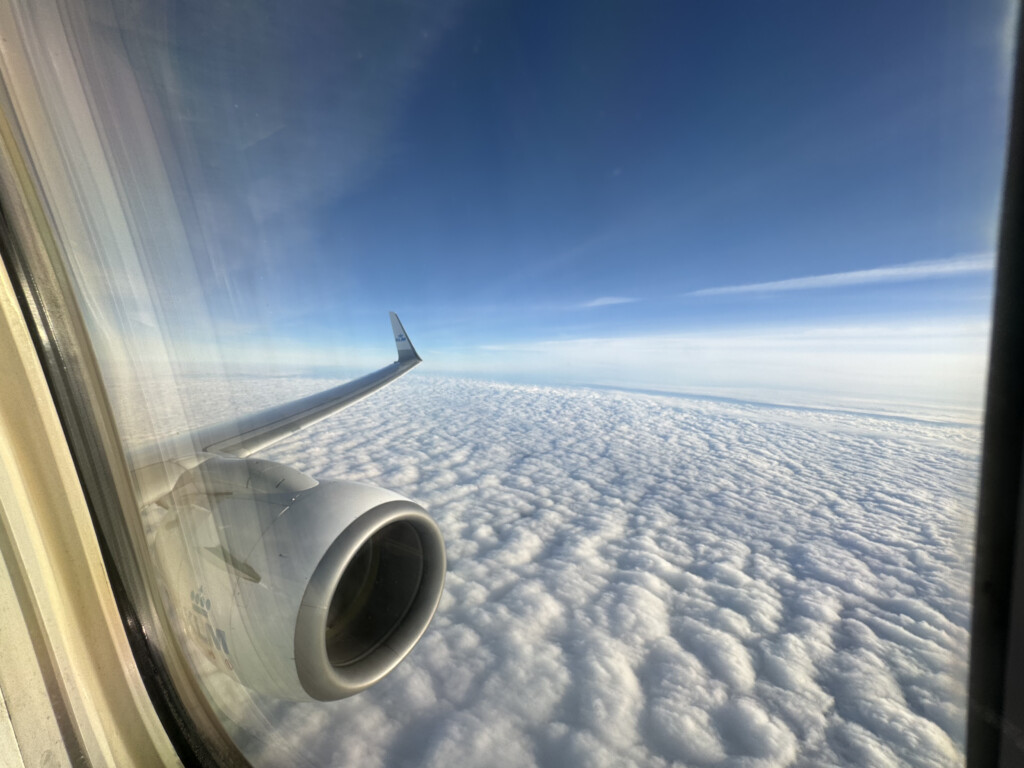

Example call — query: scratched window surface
[16,1,1013,765]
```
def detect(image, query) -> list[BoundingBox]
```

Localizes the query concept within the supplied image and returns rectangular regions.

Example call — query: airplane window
[0,0,1014,766]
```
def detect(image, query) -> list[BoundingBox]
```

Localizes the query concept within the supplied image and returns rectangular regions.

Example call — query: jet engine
[150,456,446,701]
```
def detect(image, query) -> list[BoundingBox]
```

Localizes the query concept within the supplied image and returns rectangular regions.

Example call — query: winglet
[390,312,421,364]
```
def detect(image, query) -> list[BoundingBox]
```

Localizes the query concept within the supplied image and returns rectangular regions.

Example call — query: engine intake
[296,500,446,700]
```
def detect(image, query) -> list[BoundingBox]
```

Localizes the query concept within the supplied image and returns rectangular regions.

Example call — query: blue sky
[120,0,1015,413]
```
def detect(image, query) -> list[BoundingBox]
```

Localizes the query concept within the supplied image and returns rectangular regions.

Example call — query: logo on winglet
[396,334,408,343]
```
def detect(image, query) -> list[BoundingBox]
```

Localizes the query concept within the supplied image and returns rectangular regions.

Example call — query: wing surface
[202,312,420,457]
[129,313,421,500]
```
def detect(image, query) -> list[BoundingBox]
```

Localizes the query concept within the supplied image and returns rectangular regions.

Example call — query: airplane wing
[198,311,420,458]
[130,312,421,503]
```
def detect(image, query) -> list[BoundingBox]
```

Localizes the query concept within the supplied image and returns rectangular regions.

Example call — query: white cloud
[119,375,981,767]
[577,297,637,308]
[452,318,991,421]
[687,254,994,296]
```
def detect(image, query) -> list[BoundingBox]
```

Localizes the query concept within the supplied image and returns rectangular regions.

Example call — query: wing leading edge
[130,313,421,504]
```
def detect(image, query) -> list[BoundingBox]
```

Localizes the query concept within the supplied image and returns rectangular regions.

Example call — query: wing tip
[390,311,422,364]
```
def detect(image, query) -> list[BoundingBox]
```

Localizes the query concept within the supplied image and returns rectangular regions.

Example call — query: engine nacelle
[150,456,446,701]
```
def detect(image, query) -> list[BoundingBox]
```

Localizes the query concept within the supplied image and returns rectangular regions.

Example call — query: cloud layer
[120,375,980,767]
[457,320,989,421]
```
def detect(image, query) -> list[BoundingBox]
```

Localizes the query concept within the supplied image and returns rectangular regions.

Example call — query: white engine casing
[151,456,446,701]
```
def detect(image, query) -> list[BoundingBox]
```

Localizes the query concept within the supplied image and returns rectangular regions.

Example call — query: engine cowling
[150,456,446,701]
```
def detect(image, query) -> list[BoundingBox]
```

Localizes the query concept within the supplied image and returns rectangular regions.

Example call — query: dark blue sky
[121,0,1013,408]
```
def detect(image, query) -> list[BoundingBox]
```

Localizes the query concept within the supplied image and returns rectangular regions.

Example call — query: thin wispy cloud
[578,296,637,308]
[688,253,994,296]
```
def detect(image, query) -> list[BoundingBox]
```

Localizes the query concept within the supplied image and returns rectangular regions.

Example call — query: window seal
[967,11,1024,767]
